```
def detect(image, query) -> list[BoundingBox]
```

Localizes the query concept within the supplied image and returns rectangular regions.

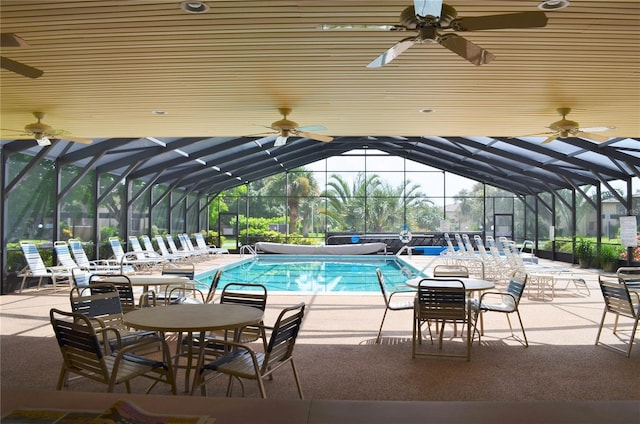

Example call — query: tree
[262,168,319,233]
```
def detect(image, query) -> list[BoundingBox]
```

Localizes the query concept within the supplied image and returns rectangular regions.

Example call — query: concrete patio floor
[1,253,633,351]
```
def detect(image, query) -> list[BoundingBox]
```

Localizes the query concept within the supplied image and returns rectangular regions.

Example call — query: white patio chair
[68,238,122,273]
[194,232,229,255]
[18,241,72,292]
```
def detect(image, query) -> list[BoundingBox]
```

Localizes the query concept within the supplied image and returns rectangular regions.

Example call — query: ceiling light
[419,108,434,113]
[180,1,209,13]
[35,135,51,146]
[152,110,167,115]
[538,0,570,11]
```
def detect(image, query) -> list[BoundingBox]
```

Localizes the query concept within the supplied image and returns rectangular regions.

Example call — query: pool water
[195,255,424,293]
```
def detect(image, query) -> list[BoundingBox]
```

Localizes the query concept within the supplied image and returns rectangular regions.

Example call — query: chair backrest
[140,235,156,254]
[263,302,305,370]
[20,241,48,274]
[108,237,126,261]
[194,233,208,250]
[433,264,469,278]
[220,283,268,310]
[50,308,109,377]
[599,277,637,318]
[617,267,640,284]
[443,233,456,254]
[72,268,92,288]
[454,234,466,254]
[54,241,79,268]
[205,269,223,303]
[462,234,475,254]
[179,234,198,252]
[68,238,92,267]
[375,268,390,306]
[155,235,172,256]
[506,273,527,307]
[128,236,147,260]
[70,283,127,331]
[165,235,182,254]
[416,279,467,321]
[88,274,137,313]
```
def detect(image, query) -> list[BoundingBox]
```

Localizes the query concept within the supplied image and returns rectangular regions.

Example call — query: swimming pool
[194,255,425,293]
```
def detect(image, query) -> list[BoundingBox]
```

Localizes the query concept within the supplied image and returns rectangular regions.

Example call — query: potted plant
[575,236,593,268]
[598,244,622,273]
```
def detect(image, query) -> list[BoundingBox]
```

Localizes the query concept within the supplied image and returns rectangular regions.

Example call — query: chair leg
[515,310,528,347]
[595,308,608,346]
[290,359,304,399]
[472,311,482,345]
[625,317,639,358]
[412,313,417,358]
[376,308,389,343]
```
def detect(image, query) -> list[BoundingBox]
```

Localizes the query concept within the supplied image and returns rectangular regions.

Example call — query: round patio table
[124,303,264,394]
[406,277,494,292]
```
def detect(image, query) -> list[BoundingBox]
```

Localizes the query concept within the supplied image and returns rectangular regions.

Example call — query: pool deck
[2,252,623,348]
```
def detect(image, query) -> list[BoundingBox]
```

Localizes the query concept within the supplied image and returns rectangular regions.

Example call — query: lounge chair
[194,232,229,255]
[67,238,122,273]
[154,235,191,261]
[128,235,166,266]
[18,241,72,292]
[165,235,196,260]
[108,237,157,274]
[177,233,208,260]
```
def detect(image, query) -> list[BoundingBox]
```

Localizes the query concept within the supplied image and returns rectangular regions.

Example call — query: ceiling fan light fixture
[35,135,51,146]
[538,0,570,11]
[180,1,209,13]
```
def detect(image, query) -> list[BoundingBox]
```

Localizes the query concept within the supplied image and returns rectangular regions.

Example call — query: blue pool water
[195,255,424,293]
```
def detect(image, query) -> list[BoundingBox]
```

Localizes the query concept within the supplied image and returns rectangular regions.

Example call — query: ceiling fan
[517,108,615,144]
[254,108,333,147]
[319,0,548,67]
[1,33,44,79]
[1,112,92,146]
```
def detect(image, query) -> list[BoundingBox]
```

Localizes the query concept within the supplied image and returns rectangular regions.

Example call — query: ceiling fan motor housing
[271,118,299,131]
[24,122,51,135]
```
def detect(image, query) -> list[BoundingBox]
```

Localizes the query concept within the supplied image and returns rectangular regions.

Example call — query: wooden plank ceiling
[1,0,638,140]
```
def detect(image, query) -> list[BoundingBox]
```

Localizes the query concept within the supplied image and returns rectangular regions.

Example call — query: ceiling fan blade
[438,34,495,66]
[55,135,93,144]
[1,56,43,79]
[1,33,29,48]
[296,131,333,143]
[451,11,548,32]
[413,0,443,19]
[512,131,555,138]
[296,125,328,132]
[367,36,417,68]
[579,126,615,132]
[274,135,288,146]
[575,131,611,143]
[541,135,557,144]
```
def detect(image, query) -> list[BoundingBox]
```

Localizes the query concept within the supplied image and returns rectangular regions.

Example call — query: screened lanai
[2,1,640,293]
[2,133,639,293]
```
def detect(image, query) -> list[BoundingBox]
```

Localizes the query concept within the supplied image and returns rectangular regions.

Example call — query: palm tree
[262,168,319,233]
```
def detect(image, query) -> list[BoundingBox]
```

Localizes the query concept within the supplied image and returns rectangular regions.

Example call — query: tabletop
[124,303,264,333]
[126,275,191,286]
[406,277,495,291]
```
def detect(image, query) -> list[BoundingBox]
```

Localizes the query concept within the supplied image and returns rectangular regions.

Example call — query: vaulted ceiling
[1,1,639,197]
